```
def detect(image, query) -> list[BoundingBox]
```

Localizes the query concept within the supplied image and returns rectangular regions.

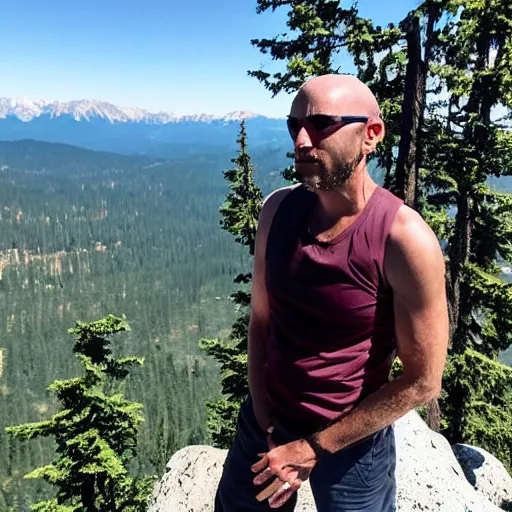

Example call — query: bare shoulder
[388,205,441,251]
[258,184,299,233]
[384,205,446,292]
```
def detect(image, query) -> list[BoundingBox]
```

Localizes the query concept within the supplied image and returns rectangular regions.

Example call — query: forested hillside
[0,139,288,509]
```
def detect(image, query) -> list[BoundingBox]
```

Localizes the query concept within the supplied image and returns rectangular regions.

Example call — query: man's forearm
[314,375,439,454]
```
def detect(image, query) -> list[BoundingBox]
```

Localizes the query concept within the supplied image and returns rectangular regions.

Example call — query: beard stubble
[298,151,364,192]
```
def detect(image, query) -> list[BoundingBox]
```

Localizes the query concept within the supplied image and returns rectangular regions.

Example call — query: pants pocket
[310,427,396,511]
[355,426,395,489]
[354,437,376,487]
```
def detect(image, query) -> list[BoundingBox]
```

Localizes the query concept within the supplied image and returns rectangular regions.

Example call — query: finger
[255,478,284,502]
[253,466,274,486]
[251,455,268,473]
[275,466,296,486]
[268,480,301,509]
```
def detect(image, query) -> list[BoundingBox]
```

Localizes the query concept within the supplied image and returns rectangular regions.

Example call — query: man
[215,74,449,511]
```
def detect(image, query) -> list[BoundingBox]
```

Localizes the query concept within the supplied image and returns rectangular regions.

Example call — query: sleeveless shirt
[264,184,404,434]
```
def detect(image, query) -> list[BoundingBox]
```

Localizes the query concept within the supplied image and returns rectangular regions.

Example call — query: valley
[0,138,287,508]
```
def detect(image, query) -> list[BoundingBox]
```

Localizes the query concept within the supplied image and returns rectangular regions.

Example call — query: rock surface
[453,444,512,509]
[148,410,505,512]
[393,412,503,511]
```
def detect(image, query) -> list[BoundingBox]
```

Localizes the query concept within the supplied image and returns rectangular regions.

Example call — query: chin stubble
[299,151,364,192]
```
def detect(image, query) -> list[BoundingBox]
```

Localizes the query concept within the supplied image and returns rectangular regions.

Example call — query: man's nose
[294,126,314,149]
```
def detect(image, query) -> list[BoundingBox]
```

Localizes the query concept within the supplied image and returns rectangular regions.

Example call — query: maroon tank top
[265,184,403,434]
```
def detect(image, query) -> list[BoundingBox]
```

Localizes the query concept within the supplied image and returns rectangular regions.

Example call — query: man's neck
[314,168,377,224]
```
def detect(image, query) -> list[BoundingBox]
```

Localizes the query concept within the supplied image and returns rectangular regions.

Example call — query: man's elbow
[411,377,442,405]
[400,367,442,405]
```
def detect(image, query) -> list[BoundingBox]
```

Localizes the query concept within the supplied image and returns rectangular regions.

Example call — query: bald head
[291,74,381,119]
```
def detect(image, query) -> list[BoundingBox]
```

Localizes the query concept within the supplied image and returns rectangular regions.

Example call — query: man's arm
[312,205,449,453]
[249,186,294,432]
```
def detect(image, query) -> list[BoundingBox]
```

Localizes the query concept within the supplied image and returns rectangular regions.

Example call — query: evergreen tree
[249,0,512,469]
[200,121,264,448]
[5,314,155,511]
[421,0,512,356]
[421,0,512,469]
[218,120,264,256]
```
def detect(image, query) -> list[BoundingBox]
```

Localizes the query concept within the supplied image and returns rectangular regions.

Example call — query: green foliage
[5,315,155,511]
[200,121,264,448]
[249,0,352,95]
[389,357,404,381]
[219,120,264,256]
[461,263,512,357]
[420,0,512,359]
[441,349,512,473]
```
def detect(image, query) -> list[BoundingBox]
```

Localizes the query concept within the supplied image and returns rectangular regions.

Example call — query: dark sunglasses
[287,114,369,141]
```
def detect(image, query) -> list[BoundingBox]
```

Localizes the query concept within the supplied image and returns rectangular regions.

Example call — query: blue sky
[1,0,421,117]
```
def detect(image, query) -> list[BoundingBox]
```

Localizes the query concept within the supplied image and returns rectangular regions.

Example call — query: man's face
[289,91,367,192]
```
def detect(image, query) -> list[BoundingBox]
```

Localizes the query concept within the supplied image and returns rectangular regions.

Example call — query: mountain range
[0,97,266,124]
[0,97,290,158]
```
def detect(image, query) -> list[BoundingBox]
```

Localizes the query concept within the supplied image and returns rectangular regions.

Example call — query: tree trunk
[383,162,393,191]
[423,6,442,432]
[426,399,441,433]
[82,474,99,511]
[397,11,440,430]
[415,6,436,208]
[395,15,425,208]
[447,192,472,352]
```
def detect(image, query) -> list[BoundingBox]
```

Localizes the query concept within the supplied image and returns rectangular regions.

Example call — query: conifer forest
[0,140,287,508]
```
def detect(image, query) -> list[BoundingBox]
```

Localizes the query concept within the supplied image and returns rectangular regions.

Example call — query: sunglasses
[287,114,369,142]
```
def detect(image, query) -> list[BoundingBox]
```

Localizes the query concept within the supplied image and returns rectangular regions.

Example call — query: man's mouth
[295,158,318,164]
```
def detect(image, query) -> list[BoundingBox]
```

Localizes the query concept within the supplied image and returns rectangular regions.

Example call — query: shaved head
[291,74,381,119]
[289,74,384,192]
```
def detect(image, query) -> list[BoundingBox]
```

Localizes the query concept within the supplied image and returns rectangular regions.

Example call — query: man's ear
[363,120,385,154]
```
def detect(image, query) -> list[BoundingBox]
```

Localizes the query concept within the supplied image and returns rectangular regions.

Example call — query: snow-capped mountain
[0,96,288,159]
[0,97,263,124]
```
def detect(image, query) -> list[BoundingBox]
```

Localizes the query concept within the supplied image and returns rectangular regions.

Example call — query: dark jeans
[215,397,396,512]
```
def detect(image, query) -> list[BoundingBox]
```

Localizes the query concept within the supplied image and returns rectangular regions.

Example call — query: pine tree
[420,0,512,470]
[5,314,155,511]
[249,0,512,469]
[421,0,512,356]
[199,120,264,448]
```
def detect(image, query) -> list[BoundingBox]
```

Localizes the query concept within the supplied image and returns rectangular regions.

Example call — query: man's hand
[251,435,317,508]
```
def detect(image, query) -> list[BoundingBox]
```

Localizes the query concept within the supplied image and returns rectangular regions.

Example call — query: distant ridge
[0,138,155,159]
[0,97,270,124]
[0,97,289,159]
